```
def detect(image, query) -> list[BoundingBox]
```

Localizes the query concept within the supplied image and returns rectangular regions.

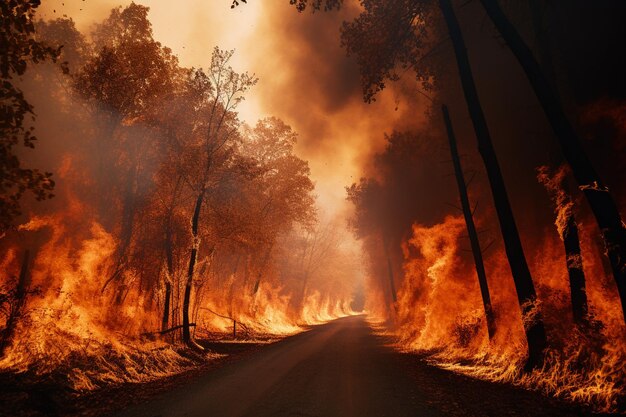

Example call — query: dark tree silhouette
[442,104,496,339]
[479,0,626,326]
[439,0,546,368]
[529,1,589,327]
[301,0,548,366]
[0,0,62,233]
[0,250,30,357]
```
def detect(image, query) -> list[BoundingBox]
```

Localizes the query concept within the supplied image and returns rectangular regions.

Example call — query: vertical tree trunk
[528,1,589,327]
[442,104,496,339]
[162,281,172,331]
[381,233,397,304]
[0,250,30,357]
[528,0,556,87]
[183,191,204,346]
[540,176,590,325]
[562,215,588,324]
[479,0,626,325]
[439,0,547,368]
[162,222,174,331]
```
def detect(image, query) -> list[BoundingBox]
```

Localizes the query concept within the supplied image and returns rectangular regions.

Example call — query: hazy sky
[39,0,426,227]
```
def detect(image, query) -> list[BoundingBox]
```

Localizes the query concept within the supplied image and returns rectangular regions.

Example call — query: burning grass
[0,210,350,401]
[382,215,626,413]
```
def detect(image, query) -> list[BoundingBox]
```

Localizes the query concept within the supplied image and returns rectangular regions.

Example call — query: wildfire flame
[381,212,626,412]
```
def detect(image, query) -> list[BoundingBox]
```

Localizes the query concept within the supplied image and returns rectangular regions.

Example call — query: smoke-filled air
[1,1,625,416]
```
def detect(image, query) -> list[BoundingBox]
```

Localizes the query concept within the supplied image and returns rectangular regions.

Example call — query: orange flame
[380,213,626,412]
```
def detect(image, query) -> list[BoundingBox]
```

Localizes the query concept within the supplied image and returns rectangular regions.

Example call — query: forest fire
[387,213,626,411]
[0,1,360,397]
[2,0,625,416]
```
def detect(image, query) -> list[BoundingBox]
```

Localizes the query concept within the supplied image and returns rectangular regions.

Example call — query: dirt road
[114,315,592,417]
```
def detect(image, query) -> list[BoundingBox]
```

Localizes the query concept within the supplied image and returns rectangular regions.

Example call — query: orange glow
[2,2,624,414]
[376,212,626,412]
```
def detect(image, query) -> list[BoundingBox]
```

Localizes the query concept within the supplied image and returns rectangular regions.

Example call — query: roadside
[1,317,615,417]
[113,316,606,417]
[0,334,289,417]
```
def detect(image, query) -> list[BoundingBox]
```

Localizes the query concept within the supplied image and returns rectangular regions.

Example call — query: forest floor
[1,316,617,417]
[0,334,281,417]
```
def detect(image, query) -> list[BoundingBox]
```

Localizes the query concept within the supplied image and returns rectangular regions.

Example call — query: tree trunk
[162,281,172,332]
[183,191,204,346]
[0,250,30,357]
[528,0,556,88]
[479,0,626,325]
[381,233,397,304]
[162,219,174,332]
[528,0,589,327]
[442,104,496,339]
[562,215,588,324]
[439,0,547,368]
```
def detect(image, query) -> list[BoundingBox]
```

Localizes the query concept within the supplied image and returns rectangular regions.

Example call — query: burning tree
[0,2,354,393]
[174,48,257,347]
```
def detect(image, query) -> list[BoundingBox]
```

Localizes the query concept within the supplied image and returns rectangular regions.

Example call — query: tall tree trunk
[528,0,556,88]
[479,0,626,325]
[0,250,30,357]
[528,0,590,327]
[162,281,172,332]
[442,104,496,339]
[183,191,205,346]
[162,221,174,332]
[381,233,397,304]
[439,0,547,368]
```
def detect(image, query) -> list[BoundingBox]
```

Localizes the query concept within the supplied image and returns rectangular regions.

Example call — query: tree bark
[479,0,626,325]
[442,104,496,339]
[183,191,205,345]
[439,0,547,368]
[0,250,30,357]
[562,215,588,324]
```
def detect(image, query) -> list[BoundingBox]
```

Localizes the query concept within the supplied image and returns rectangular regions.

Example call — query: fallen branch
[200,307,233,322]
[199,307,252,336]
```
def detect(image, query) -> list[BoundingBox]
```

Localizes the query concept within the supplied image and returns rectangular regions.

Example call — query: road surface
[114,315,588,417]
